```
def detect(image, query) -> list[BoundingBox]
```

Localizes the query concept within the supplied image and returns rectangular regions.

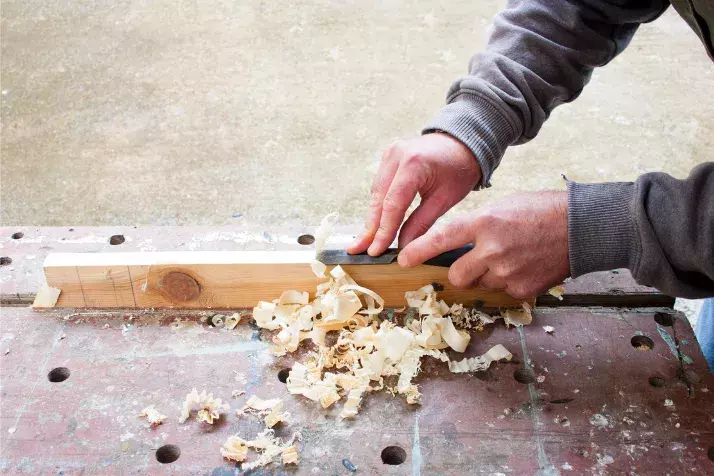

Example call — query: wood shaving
[239,395,291,428]
[32,284,61,308]
[543,325,555,334]
[211,314,226,327]
[139,405,167,426]
[221,429,301,470]
[231,389,246,398]
[500,302,533,327]
[225,312,242,330]
[250,256,524,419]
[221,435,249,462]
[179,388,229,424]
[314,212,339,253]
[548,285,565,300]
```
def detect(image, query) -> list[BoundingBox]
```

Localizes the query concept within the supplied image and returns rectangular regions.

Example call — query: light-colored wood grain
[43,251,533,309]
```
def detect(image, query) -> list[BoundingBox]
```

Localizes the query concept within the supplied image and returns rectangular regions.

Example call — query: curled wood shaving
[501,302,533,327]
[248,238,527,419]
[282,445,299,465]
[225,313,242,330]
[548,285,565,300]
[239,395,291,428]
[139,405,167,426]
[221,429,301,470]
[448,344,512,373]
[221,435,249,462]
[179,388,229,424]
[314,212,339,253]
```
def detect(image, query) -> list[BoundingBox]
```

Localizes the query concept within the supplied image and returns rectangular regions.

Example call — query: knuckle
[383,140,405,159]
[443,220,468,239]
[369,190,383,207]
[381,196,401,214]
[507,285,531,300]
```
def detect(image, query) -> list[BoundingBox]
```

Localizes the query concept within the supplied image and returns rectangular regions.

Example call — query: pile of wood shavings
[251,265,528,419]
[222,395,300,468]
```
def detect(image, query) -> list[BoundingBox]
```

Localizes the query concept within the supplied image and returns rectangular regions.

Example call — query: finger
[398,217,473,267]
[397,193,449,248]
[447,248,488,289]
[347,149,400,254]
[475,271,507,291]
[367,162,424,256]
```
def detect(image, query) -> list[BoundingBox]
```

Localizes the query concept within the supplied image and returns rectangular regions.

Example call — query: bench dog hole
[0,257,11,266]
[109,234,125,245]
[48,367,70,383]
[11,232,23,240]
[297,234,315,245]
[648,376,665,388]
[513,368,536,385]
[156,444,180,464]
[654,312,675,327]
[381,446,406,465]
[277,368,290,383]
[630,335,654,351]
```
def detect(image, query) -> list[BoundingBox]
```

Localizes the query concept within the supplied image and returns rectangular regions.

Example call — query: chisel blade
[315,244,474,268]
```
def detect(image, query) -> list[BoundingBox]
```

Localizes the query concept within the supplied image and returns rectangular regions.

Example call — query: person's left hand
[397,191,570,299]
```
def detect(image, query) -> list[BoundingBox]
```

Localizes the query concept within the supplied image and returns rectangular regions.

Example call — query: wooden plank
[2,227,670,308]
[43,251,530,309]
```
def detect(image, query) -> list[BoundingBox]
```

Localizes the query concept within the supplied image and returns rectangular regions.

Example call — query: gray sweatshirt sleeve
[424,0,669,187]
[569,164,714,298]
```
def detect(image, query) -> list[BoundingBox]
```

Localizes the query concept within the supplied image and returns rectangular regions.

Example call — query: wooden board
[2,227,671,308]
[1,306,712,474]
[42,251,531,309]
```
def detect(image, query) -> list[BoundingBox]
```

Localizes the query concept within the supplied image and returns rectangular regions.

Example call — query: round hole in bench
[513,369,536,385]
[654,312,675,327]
[109,234,125,245]
[0,257,11,266]
[648,376,665,388]
[631,335,654,351]
[11,232,23,240]
[48,367,70,383]
[278,368,290,383]
[156,444,180,464]
[297,234,315,245]
[381,446,406,465]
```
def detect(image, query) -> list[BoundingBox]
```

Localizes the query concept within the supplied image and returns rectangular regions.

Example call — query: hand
[397,191,570,299]
[347,133,482,256]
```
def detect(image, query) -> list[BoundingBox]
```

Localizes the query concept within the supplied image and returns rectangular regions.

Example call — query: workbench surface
[1,306,713,475]
[1,227,712,475]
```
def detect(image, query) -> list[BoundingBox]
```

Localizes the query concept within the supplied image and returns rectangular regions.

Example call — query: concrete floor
[1,1,712,227]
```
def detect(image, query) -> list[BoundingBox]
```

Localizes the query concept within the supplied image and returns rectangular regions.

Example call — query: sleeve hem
[422,95,520,188]
[567,180,638,277]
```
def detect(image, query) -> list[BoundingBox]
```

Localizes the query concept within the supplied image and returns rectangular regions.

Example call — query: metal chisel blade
[316,244,474,268]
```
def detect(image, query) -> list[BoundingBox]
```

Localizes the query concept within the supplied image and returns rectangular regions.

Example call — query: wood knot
[158,272,200,302]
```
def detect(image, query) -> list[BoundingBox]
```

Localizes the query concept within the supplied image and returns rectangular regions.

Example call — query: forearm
[568,163,714,298]
[424,0,669,186]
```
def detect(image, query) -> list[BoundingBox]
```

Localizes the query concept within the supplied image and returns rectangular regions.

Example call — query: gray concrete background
[2,1,712,227]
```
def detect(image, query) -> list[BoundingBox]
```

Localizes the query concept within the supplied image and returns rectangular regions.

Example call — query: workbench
[1,227,713,475]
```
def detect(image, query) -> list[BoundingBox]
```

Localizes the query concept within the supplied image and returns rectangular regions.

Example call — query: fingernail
[397,253,409,267]
[367,244,379,256]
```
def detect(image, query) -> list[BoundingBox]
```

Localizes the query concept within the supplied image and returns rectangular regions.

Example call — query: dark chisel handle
[424,244,474,267]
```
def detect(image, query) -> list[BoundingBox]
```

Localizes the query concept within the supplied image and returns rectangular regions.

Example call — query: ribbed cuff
[422,95,519,188]
[568,181,638,277]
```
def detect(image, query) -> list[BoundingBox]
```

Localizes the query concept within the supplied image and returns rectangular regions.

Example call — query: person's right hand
[347,133,482,256]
